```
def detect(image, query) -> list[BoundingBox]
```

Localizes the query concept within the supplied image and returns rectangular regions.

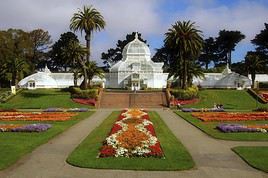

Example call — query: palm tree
[70,5,105,61]
[164,20,203,89]
[187,61,204,87]
[245,51,265,88]
[79,61,104,88]
[7,57,30,87]
[61,40,88,89]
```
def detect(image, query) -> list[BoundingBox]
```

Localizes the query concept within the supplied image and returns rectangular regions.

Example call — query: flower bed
[0,123,52,132]
[217,124,267,133]
[99,109,164,158]
[0,112,76,121]
[72,98,96,106]
[260,92,268,101]
[192,112,268,122]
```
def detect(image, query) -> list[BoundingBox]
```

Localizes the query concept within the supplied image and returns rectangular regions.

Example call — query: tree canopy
[49,31,79,71]
[164,20,203,89]
[216,30,245,65]
[0,28,52,87]
[70,5,105,61]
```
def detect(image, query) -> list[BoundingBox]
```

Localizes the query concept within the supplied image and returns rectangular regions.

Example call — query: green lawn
[0,89,92,109]
[184,89,266,111]
[67,111,195,171]
[175,111,268,141]
[232,146,268,173]
[0,111,93,170]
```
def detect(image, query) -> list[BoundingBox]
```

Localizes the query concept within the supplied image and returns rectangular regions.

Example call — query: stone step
[100,91,167,108]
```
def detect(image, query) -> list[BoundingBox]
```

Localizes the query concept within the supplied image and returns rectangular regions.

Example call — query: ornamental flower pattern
[192,112,268,122]
[0,112,76,121]
[0,123,52,132]
[99,109,164,158]
[217,124,267,133]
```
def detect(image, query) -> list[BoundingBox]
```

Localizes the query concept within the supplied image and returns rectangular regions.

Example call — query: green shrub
[0,89,23,103]
[170,86,199,100]
[259,82,268,89]
[70,87,98,99]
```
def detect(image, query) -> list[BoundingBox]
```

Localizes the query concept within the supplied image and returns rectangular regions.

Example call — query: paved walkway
[0,109,268,178]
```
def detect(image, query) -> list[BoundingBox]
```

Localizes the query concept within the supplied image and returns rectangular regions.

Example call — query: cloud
[0,0,267,64]
[170,1,268,42]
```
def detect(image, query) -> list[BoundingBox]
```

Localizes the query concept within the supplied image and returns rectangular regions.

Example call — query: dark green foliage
[70,5,106,61]
[70,87,98,99]
[49,32,79,71]
[216,30,245,65]
[170,86,199,100]
[199,37,219,69]
[259,82,268,88]
[252,23,268,56]
[0,28,52,87]
[164,21,203,89]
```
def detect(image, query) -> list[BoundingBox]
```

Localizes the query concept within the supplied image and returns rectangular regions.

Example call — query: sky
[0,0,268,66]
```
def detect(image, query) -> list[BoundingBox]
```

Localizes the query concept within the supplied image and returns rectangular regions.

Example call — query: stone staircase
[100,91,167,108]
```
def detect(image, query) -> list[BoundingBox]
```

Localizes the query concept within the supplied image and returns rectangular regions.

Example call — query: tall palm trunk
[182,56,187,89]
[227,50,232,66]
[85,33,91,61]
[251,71,256,88]
[78,59,88,89]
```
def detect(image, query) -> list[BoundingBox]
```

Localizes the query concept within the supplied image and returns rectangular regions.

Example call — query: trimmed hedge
[170,86,199,100]
[247,88,267,103]
[70,87,98,99]
[0,89,23,103]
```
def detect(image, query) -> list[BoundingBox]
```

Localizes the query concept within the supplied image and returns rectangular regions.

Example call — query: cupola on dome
[122,33,151,57]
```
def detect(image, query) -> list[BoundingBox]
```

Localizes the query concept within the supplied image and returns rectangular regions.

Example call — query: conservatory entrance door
[131,81,140,91]
[27,81,36,90]
[131,73,140,91]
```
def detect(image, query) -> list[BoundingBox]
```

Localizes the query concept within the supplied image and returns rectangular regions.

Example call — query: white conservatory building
[105,33,168,90]
[18,33,168,90]
[18,66,84,89]
[193,64,252,89]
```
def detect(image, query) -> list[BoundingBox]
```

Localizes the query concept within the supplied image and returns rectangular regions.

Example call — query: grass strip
[232,146,268,173]
[67,111,194,171]
[0,89,93,109]
[184,89,266,111]
[0,111,94,170]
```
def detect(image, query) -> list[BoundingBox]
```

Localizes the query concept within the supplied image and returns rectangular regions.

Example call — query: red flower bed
[72,98,96,106]
[99,109,164,158]
[192,112,268,122]
[170,98,199,106]
[0,112,76,121]
[260,92,268,101]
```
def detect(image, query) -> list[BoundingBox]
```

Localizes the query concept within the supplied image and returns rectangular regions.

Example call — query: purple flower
[217,124,259,133]
[44,108,64,112]
[67,108,88,112]
[11,124,52,132]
